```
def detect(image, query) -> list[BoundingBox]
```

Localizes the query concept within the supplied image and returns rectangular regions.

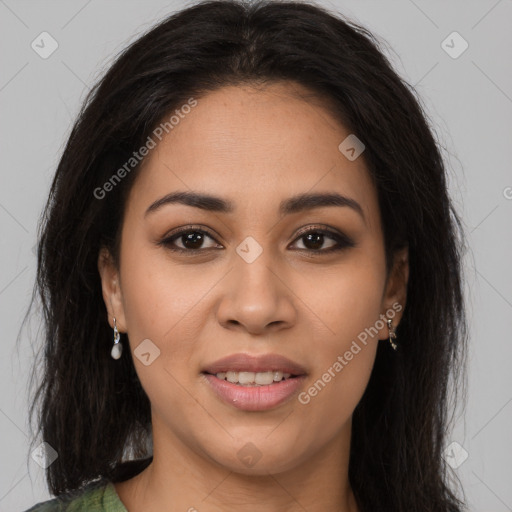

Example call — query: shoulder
[23,479,127,512]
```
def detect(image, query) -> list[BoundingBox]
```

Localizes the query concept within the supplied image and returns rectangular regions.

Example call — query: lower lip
[203,373,306,411]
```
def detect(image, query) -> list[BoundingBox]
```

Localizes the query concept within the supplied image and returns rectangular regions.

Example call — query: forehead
[127,82,379,227]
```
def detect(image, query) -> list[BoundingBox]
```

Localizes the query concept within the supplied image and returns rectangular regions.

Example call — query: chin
[207,443,305,476]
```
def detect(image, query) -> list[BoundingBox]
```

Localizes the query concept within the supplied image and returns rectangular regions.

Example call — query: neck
[115,416,359,512]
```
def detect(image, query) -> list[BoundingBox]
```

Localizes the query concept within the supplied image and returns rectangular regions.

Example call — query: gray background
[1,0,511,510]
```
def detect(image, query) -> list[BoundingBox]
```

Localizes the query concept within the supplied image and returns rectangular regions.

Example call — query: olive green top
[24,480,127,512]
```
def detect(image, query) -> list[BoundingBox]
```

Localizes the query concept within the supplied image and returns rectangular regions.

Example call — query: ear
[377,246,409,340]
[97,247,127,332]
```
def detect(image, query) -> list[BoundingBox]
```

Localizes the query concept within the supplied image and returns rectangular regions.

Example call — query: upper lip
[202,353,307,376]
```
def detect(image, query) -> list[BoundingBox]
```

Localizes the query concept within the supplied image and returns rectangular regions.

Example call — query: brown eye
[290,226,356,254]
[296,231,336,251]
[176,231,208,250]
[160,228,221,253]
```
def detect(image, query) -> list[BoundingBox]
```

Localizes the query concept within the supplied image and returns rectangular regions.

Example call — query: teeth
[215,371,293,386]
[239,371,257,385]
[255,372,275,385]
[226,371,238,383]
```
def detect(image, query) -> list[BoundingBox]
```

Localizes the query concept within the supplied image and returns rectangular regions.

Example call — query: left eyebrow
[279,191,365,222]
[145,190,365,223]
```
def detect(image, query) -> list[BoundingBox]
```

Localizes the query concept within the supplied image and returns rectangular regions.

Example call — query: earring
[387,318,398,350]
[111,317,123,359]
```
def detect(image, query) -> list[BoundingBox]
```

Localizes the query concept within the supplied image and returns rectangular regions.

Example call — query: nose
[216,245,297,336]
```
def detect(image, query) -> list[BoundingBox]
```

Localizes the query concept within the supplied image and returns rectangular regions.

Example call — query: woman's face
[99,82,408,475]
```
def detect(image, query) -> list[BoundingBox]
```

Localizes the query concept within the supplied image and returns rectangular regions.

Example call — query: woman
[26,0,468,510]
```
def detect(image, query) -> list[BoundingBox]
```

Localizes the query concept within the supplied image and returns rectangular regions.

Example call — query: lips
[202,353,307,376]
[201,353,308,411]
[203,373,306,411]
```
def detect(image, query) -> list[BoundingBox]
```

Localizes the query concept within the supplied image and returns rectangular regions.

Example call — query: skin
[98,81,409,512]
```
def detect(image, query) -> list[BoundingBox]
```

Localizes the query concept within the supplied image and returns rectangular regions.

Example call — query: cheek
[296,279,381,440]
[119,238,199,340]
[117,242,203,412]
[118,237,215,385]
[309,254,386,346]
[295,253,384,418]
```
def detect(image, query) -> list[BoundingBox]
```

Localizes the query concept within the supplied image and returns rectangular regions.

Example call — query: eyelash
[158,224,355,256]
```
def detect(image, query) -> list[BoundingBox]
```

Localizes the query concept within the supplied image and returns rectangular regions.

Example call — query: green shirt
[24,480,127,512]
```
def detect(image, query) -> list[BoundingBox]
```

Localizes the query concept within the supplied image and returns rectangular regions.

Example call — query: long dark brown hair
[27,1,468,510]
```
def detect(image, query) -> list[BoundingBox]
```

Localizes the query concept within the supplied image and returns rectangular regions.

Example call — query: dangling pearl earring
[111,317,123,359]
